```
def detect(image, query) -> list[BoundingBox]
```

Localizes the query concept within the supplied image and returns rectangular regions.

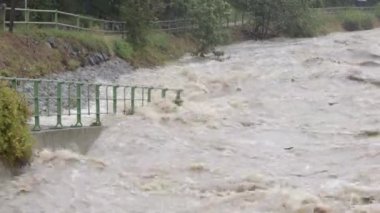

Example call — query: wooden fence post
[0,4,5,32]
[76,16,80,29]
[54,9,58,29]
[25,8,29,29]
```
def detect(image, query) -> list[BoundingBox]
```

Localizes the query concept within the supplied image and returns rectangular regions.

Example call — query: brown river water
[1,29,380,213]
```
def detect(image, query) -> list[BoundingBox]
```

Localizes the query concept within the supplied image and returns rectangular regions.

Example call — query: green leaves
[186,0,231,56]
[236,0,319,39]
[0,83,33,169]
[121,0,156,48]
[339,9,375,31]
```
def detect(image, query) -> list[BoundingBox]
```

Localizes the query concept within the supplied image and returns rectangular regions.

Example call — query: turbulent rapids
[1,29,380,212]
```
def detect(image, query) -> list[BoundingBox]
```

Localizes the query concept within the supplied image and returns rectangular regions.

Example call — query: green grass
[120,31,196,67]
[16,27,111,54]
[131,30,195,67]
[337,9,375,31]
[113,39,134,60]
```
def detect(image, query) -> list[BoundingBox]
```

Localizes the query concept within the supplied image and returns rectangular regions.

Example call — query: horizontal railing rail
[0,77,183,131]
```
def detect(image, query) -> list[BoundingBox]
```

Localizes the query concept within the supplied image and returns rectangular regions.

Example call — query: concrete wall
[0,127,103,178]
[32,127,104,154]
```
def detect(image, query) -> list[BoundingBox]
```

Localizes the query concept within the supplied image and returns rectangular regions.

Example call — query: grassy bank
[113,31,197,67]
[0,28,197,78]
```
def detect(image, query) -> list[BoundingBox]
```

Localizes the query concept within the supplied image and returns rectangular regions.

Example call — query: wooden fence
[1,6,377,34]
[3,7,127,34]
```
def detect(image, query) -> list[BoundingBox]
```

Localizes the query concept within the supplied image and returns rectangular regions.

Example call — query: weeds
[338,9,375,31]
[375,3,380,19]
[113,39,134,60]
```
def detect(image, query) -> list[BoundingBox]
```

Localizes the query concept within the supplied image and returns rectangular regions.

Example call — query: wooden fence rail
[4,7,127,34]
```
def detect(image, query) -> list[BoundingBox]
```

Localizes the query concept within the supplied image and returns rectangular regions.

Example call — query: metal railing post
[106,86,109,114]
[55,82,63,128]
[68,83,72,116]
[11,78,17,89]
[174,90,184,106]
[87,84,91,115]
[123,86,128,114]
[46,82,50,116]
[141,88,145,106]
[147,87,153,103]
[130,86,136,115]
[113,85,119,114]
[33,80,41,131]
[74,83,83,127]
[94,84,101,126]
[161,88,168,98]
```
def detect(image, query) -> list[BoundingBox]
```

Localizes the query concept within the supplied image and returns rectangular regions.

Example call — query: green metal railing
[0,77,183,131]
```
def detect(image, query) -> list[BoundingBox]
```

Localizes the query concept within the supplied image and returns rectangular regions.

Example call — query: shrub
[281,1,326,38]
[186,0,231,56]
[113,39,134,60]
[241,0,320,39]
[0,83,33,169]
[121,1,153,48]
[146,31,170,50]
[339,10,375,31]
[375,3,380,19]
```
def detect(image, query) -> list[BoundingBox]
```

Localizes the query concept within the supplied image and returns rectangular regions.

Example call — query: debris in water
[140,178,171,192]
[357,130,380,138]
[347,75,380,87]
[16,183,32,194]
[284,147,294,151]
[189,163,208,172]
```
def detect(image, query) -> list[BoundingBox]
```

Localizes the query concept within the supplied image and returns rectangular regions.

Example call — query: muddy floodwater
[1,29,380,213]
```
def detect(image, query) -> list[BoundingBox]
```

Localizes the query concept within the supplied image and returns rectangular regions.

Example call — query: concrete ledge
[32,127,104,154]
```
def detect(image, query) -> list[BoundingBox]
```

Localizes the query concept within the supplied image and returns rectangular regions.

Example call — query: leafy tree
[120,0,156,47]
[157,0,190,19]
[232,0,319,39]
[186,0,231,56]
